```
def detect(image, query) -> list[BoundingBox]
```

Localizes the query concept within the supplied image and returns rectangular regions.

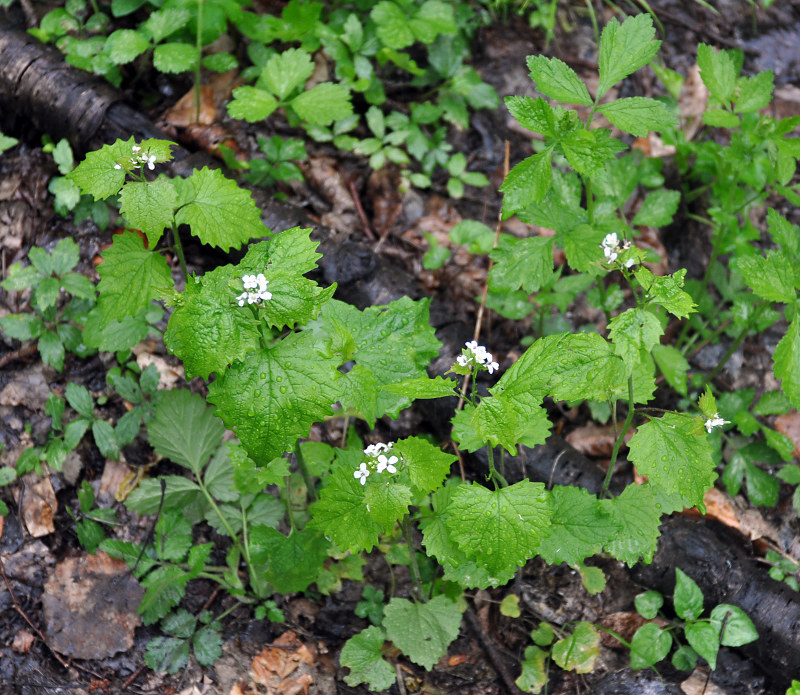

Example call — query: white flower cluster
[236,273,272,307]
[704,413,728,433]
[601,232,635,267]
[354,442,402,485]
[114,144,157,171]
[456,340,500,374]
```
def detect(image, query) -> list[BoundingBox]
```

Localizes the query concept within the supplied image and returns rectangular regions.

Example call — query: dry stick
[464,606,525,695]
[347,177,376,241]
[0,342,39,368]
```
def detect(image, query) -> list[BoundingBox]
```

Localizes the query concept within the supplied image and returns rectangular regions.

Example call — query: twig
[346,177,376,241]
[464,606,525,695]
[120,664,147,691]
[0,342,39,368]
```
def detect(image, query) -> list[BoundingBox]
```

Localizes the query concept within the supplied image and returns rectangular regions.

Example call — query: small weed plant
[2,11,799,692]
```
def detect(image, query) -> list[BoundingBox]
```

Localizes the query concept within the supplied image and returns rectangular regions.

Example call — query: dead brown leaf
[251,631,316,695]
[598,612,647,649]
[19,474,57,537]
[679,63,709,143]
[162,86,218,128]
[566,423,633,458]
[12,629,35,653]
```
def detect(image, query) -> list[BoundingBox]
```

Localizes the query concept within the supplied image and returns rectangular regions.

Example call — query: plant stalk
[601,375,635,498]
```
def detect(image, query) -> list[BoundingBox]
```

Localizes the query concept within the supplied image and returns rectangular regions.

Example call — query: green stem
[173,227,189,280]
[486,445,508,488]
[295,439,317,502]
[194,0,204,124]
[285,475,297,532]
[403,518,425,602]
[585,178,595,225]
[601,375,635,498]
[676,243,719,350]
[704,301,767,385]
[197,477,243,555]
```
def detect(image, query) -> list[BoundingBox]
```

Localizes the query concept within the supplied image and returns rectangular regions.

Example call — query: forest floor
[2,1,800,694]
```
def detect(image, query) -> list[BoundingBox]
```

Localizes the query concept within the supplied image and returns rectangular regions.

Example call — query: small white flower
[354,462,370,485]
[456,354,470,367]
[704,414,728,433]
[376,454,399,474]
[486,360,499,374]
[146,154,157,170]
[465,340,479,352]
[624,257,636,268]
[242,274,258,289]
[236,292,248,307]
[364,442,389,457]
[114,163,122,170]
[132,145,141,153]
[602,232,618,249]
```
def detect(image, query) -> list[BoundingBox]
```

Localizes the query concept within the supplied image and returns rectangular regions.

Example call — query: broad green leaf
[602,483,662,566]
[139,565,189,624]
[145,636,190,674]
[551,622,600,673]
[598,97,677,136]
[262,48,315,100]
[147,390,224,474]
[489,236,554,293]
[526,55,591,106]
[92,419,120,459]
[164,264,261,379]
[632,188,681,227]
[734,71,774,113]
[674,568,704,620]
[208,331,339,464]
[309,466,382,552]
[371,2,413,49]
[67,137,135,201]
[685,621,719,670]
[754,390,792,416]
[364,480,412,531]
[340,627,395,691]
[561,128,627,177]
[537,486,620,566]
[193,626,223,666]
[144,7,190,43]
[174,167,268,252]
[702,109,740,128]
[652,344,690,396]
[66,383,94,418]
[384,375,457,400]
[61,272,96,300]
[153,42,196,73]
[82,306,149,352]
[710,604,758,646]
[449,220,495,253]
[50,238,80,275]
[745,460,780,506]
[635,267,697,319]
[315,296,441,426]
[505,95,560,138]
[500,148,553,215]
[734,250,796,303]
[774,317,800,408]
[0,133,18,155]
[1,262,45,291]
[445,481,551,576]
[630,623,671,669]
[125,475,203,514]
[248,526,328,593]
[627,413,716,513]
[467,392,551,455]
[227,86,279,122]
[516,645,548,693]
[608,308,663,375]
[408,1,456,44]
[33,277,60,312]
[634,591,664,620]
[155,511,192,562]
[394,436,456,496]
[383,596,461,670]
[38,330,65,371]
[291,82,353,125]
[96,231,173,325]
[697,43,737,104]
[119,178,178,248]
[767,208,800,256]
[105,29,150,64]
[597,15,660,98]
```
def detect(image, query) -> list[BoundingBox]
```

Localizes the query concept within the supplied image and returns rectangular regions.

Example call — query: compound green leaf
[153,42,196,73]
[561,128,627,177]
[597,15,660,98]
[340,627,395,691]
[598,97,677,136]
[164,264,261,379]
[67,137,135,201]
[608,308,663,375]
[147,390,224,475]
[50,237,80,275]
[537,485,620,566]
[125,476,203,515]
[193,626,223,666]
[371,2,413,49]
[735,70,774,113]
[734,250,796,303]
[489,235,554,293]
[602,483,662,566]
[309,465,382,552]
[526,55,592,106]
[39,330,65,371]
[505,96,568,139]
[261,47,315,100]
[500,147,553,215]
[393,435,456,496]
[174,167,268,252]
[627,413,716,513]
[248,526,328,593]
[409,1,456,44]
[227,86,279,122]
[33,277,60,312]
[96,231,173,325]
[774,316,800,408]
[291,82,353,125]
[632,188,681,227]
[316,296,441,426]
[119,177,178,248]
[551,622,600,673]
[1,262,44,291]
[383,596,461,670]
[635,267,697,319]
[105,29,150,64]
[208,331,339,464]
[145,636,190,674]
[139,566,189,624]
[697,43,737,104]
[446,481,551,576]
